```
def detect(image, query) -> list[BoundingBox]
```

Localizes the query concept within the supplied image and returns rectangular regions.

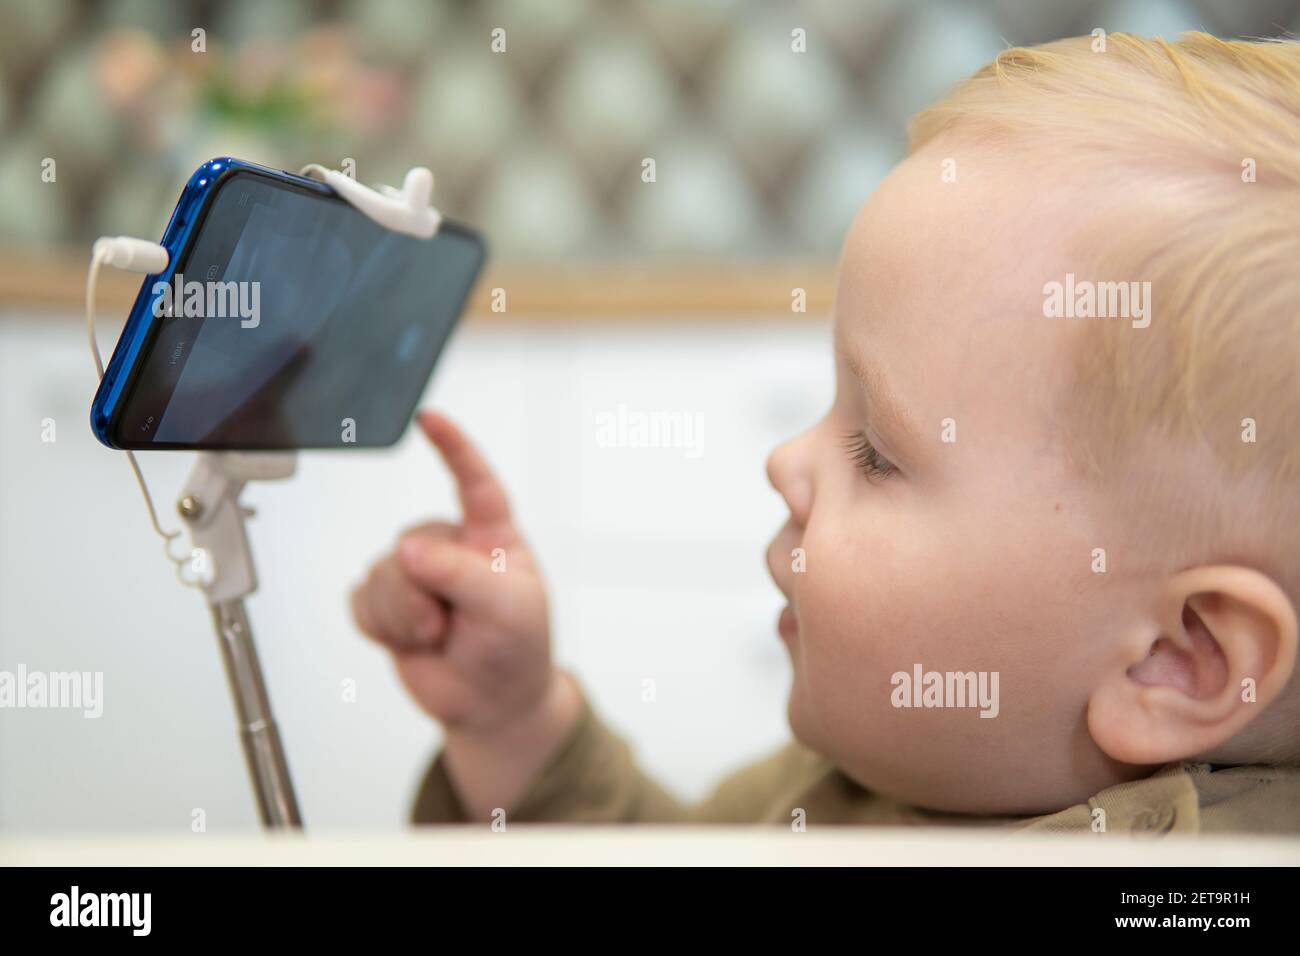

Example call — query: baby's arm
[411,669,693,823]
[354,411,804,825]
[412,670,811,825]
[351,411,575,821]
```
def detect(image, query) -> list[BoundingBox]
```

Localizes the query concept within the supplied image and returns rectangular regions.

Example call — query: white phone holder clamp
[299,164,442,239]
[89,163,443,831]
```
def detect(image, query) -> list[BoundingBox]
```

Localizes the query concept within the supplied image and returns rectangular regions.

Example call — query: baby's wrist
[481,669,581,752]
[441,670,583,818]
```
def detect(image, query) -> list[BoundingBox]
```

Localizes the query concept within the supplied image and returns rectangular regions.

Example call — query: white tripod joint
[177,452,297,605]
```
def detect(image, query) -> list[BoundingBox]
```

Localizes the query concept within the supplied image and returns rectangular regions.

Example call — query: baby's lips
[778,605,799,640]
[765,522,801,598]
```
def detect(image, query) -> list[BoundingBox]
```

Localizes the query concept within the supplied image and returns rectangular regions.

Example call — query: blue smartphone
[90,157,485,450]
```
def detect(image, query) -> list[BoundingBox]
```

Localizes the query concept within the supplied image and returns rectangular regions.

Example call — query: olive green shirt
[412,682,1300,834]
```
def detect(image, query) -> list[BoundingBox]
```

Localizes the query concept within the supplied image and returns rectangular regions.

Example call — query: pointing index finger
[416,409,512,527]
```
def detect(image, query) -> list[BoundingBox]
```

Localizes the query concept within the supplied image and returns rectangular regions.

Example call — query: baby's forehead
[834,146,1089,434]
[837,144,1099,341]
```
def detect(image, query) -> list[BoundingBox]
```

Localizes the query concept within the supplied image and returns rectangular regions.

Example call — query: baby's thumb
[398,533,510,620]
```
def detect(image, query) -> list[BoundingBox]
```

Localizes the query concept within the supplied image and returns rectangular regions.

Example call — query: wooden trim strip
[0,248,836,319]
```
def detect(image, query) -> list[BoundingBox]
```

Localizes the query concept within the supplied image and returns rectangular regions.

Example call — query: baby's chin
[784,671,1109,815]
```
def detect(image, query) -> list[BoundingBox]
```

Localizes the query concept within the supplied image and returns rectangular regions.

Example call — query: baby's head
[765,32,1300,814]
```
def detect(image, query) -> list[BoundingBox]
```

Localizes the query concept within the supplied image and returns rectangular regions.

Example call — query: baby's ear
[1087,566,1297,765]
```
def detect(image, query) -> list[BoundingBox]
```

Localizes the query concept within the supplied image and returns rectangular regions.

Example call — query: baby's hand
[351,410,557,739]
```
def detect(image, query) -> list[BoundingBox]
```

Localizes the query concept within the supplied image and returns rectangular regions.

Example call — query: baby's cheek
[800,515,917,633]
[787,523,933,763]
[795,522,913,686]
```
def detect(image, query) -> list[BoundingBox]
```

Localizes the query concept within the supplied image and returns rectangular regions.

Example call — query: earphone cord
[86,247,198,587]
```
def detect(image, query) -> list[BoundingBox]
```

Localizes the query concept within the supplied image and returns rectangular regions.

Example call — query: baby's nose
[766,438,812,527]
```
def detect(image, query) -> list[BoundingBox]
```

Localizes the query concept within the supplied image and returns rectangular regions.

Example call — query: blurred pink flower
[94,28,168,109]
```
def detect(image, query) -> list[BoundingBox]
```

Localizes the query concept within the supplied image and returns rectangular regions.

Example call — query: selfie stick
[177,452,302,828]
[88,165,443,830]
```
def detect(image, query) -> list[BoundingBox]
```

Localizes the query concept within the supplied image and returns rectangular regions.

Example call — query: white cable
[86,238,198,587]
[92,235,169,274]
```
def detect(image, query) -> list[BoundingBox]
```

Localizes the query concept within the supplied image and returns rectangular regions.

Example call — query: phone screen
[111,169,484,449]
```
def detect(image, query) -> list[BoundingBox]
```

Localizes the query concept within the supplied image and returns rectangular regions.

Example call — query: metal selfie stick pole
[177,451,302,829]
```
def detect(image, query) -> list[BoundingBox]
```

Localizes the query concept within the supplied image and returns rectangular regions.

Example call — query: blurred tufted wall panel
[1,0,1298,261]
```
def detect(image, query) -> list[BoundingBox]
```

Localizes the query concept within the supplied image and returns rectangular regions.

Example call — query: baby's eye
[840,431,896,482]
